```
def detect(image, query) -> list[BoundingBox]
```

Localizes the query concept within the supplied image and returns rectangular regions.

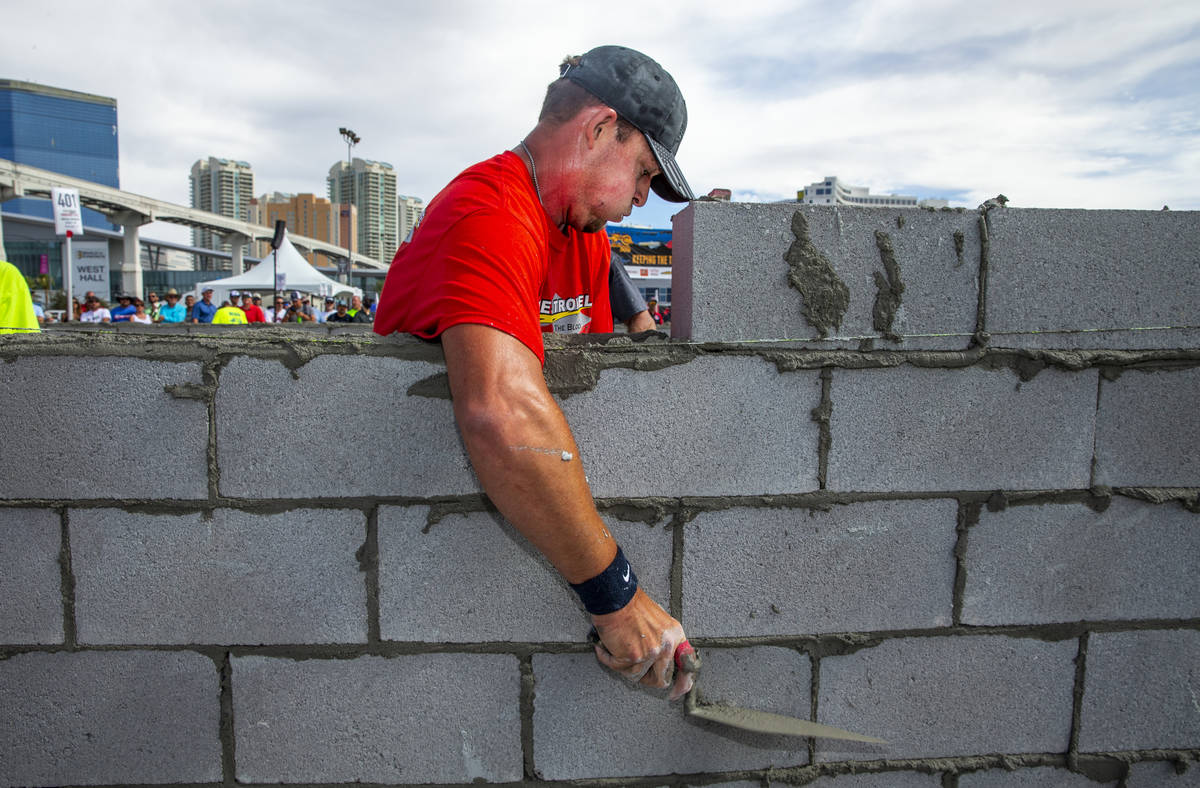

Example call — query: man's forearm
[441,323,616,583]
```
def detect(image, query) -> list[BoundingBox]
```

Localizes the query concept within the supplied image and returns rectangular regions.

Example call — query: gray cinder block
[959,766,1113,786]
[1126,761,1200,787]
[827,366,1097,492]
[71,507,368,645]
[561,355,822,497]
[1079,630,1200,752]
[216,354,477,498]
[986,209,1200,350]
[671,201,980,346]
[962,498,1200,625]
[0,508,62,645]
[379,506,671,642]
[0,357,208,499]
[683,500,957,637]
[0,650,221,786]
[533,647,811,779]
[232,653,521,783]
[805,773,943,787]
[1095,368,1200,487]
[816,635,1076,761]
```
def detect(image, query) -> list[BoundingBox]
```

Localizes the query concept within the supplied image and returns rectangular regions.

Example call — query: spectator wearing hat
[326,300,355,323]
[318,297,336,323]
[158,289,186,323]
[110,293,137,322]
[79,295,111,323]
[284,291,316,323]
[192,287,218,323]
[240,292,265,323]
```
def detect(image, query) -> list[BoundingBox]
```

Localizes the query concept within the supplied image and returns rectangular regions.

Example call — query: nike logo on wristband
[622,565,631,583]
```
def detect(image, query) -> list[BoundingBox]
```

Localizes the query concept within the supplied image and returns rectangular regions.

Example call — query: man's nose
[633,180,649,207]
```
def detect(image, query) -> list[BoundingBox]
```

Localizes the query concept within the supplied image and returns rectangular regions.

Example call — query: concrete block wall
[1,203,1197,787]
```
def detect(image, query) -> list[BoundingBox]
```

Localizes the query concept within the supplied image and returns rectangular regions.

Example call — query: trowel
[589,630,886,743]
[673,641,885,743]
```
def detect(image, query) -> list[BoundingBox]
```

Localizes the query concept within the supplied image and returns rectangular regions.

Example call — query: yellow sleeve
[0,261,40,335]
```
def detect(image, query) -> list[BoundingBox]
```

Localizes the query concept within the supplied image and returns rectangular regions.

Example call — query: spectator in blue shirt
[157,289,186,323]
[192,287,218,323]
[110,294,137,322]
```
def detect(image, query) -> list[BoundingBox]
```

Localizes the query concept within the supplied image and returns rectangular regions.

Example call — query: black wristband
[570,546,638,615]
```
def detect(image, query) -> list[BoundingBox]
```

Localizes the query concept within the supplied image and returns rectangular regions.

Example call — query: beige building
[327,157,397,264]
[189,157,254,270]
[398,194,425,244]
[249,192,356,264]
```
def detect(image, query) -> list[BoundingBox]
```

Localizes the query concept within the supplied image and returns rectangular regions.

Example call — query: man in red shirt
[375,45,695,699]
[240,291,266,323]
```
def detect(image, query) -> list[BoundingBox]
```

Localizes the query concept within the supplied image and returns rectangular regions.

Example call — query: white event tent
[194,232,362,304]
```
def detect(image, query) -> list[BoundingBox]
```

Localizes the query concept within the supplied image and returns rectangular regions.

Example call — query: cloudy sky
[4,0,1198,244]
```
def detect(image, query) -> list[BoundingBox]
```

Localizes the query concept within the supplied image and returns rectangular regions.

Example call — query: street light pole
[338,127,360,287]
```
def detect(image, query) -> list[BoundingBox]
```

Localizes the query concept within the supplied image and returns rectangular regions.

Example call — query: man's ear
[580,105,619,149]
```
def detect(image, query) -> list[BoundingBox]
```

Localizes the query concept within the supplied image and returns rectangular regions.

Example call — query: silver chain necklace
[518,140,543,205]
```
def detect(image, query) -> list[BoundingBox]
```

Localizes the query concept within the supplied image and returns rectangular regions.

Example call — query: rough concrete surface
[958,766,1113,786]
[216,354,478,498]
[816,635,1077,761]
[671,202,979,346]
[805,773,942,786]
[986,209,1200,343]
[232,653,522,783]
[379,505,671,642]
[0,356,208,499]
[533,647,811,779]
[1095,367,1200,487]
[1078,630,1200,752]
[561,355,822,496]
[962,498,1200,625]
[827,366,1098,491]
[1126,761,1200,786]
[71,507,369,644]
[0,650,221,786]
[0,507,62,645]
[683,500,957,636]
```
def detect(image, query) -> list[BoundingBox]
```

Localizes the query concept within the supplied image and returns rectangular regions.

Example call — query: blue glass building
[0,79,119,230]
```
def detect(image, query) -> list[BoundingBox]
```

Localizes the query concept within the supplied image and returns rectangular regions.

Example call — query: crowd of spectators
[66,288,376,326]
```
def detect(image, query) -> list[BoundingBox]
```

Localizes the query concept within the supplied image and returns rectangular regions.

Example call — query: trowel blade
[685,693,886,743]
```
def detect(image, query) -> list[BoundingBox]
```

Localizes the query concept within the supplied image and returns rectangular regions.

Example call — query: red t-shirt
[373,151,613,365]
[242,304,266,323]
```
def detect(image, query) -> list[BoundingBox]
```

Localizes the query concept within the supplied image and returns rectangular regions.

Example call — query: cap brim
[646,135,694,203]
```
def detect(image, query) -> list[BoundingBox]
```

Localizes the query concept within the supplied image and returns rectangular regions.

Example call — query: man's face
[274,298,285,310]
[351,296,362,309]
[573,126,658,233]
[166,295,179,307]
[186,295,195,306]
[202,290,213,302]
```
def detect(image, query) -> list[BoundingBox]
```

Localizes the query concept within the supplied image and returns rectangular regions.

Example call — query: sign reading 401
[52,187,84,236]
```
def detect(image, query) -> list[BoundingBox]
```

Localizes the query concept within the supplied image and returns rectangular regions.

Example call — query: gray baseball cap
[562,45,694,203]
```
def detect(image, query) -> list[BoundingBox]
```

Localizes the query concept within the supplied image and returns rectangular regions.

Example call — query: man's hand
[591,589,696,701]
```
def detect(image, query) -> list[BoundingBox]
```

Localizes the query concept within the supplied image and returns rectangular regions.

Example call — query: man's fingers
[593,644,653,682]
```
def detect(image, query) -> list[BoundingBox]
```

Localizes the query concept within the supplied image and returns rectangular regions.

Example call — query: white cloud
[2,0,1196,243]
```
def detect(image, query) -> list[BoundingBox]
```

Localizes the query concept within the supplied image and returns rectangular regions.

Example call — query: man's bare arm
[441,323,694,698]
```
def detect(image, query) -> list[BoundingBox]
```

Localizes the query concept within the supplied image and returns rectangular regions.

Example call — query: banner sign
[71,241,110,298]
[52,188,84,236]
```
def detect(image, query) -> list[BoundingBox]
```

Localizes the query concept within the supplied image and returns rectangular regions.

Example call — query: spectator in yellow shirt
[0,260,40,334]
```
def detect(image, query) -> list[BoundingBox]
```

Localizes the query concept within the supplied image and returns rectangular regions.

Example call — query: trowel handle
[674,639,701,676]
